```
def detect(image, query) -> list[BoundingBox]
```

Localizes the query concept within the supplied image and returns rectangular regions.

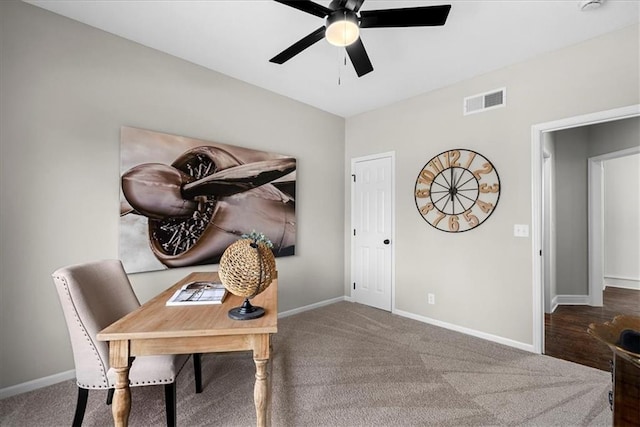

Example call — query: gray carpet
[0,301,612,426]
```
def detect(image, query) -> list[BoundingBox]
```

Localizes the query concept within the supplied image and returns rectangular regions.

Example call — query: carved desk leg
[109,340,132,427]
[253,334,271,427]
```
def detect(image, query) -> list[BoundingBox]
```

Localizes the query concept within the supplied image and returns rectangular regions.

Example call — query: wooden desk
[97,272,277,427]
[588,315,640,426]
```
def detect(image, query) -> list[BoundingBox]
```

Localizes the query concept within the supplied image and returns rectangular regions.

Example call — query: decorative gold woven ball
[218,239,276,298]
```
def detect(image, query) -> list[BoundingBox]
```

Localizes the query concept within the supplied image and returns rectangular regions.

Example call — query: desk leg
[253,334,271,427]
[109,340,132,427]
[268,335,273,417]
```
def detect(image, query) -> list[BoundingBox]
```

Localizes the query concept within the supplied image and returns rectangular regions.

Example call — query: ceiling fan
[270,0,451,77]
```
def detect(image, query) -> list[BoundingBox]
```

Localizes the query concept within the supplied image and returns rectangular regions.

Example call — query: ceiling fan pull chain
[338,47,348,86]
[338,51,341,86]
[339,9,347,85]
[337,43,347,86]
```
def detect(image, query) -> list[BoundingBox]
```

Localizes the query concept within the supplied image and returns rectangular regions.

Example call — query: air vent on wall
[463,87,506,115]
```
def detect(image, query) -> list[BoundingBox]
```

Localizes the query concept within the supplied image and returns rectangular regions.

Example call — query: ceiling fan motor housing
[325,10,360,46]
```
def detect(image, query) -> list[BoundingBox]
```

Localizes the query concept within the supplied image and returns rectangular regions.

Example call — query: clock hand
[451,168,455,214]
[450,167,453,189]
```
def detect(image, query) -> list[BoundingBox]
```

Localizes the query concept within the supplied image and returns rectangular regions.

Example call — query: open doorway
[544,142,639,369]
[531,105,640,367]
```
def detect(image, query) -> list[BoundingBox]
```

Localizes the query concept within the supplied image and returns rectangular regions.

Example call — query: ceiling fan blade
[345,37,373,77]
[351,0,366,12]
[270,26,326,64]
[328,0,365,12]
[273,0,332,18]
[359,5,451,28]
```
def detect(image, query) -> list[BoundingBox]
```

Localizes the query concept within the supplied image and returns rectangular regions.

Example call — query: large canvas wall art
[119,127,296,274]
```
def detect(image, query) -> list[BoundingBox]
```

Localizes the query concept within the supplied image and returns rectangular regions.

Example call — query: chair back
[52,259,140,389]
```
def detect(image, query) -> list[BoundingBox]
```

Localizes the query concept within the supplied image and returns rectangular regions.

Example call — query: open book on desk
[166,281,228,306]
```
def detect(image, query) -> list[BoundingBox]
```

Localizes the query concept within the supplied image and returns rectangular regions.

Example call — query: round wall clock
[414,149,500,233]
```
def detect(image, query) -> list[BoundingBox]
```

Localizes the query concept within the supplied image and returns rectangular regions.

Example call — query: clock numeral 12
[446,150,461,168]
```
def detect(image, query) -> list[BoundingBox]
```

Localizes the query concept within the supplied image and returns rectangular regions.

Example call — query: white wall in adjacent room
[604,153,640,289]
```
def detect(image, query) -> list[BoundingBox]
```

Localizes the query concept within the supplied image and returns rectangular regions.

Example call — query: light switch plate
[514,224,529,237]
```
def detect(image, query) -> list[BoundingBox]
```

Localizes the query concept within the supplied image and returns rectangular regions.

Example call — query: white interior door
[351,153,394,311]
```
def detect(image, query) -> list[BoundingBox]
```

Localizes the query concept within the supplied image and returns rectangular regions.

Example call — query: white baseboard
[553,294,591,306]
[280,296,536,353]
[278,295,347,318]
[0,369,76,400]
[393,308,536,353]
[281,297,536,353]
[604,277,640,290]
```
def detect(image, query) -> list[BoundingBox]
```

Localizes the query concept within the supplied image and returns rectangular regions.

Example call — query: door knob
[383,239,390,245]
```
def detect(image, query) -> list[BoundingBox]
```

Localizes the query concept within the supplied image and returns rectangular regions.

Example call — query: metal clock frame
[414,148,501,233]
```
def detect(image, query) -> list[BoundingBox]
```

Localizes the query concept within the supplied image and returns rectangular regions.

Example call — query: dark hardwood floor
[544,287,640,371]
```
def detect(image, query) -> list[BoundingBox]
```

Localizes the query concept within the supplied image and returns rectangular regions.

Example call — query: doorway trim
[531,104,640,354]
[350,151,396,311]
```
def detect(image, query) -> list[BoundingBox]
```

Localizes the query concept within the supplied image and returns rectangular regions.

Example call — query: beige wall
[344,24,639,345]
[0,0,345,389]
[590,117,640,157]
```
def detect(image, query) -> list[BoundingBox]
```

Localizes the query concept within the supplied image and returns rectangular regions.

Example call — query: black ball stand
[228,298,265,320]
[227,241,267,320]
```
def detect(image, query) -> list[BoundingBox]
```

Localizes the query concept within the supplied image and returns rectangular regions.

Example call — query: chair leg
[72,387,89,427]
[164,383,177,427]
[193,353,203,393]
[106,388,114,405]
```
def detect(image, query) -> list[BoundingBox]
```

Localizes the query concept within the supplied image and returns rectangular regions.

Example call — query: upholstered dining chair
[52,259,203,427]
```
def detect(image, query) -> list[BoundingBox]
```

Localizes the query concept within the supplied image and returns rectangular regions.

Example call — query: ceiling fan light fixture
[325,11,359,47]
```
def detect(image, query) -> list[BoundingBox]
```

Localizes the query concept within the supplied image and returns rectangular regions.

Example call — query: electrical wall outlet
[428,293,435,305]
[513,224,529,237]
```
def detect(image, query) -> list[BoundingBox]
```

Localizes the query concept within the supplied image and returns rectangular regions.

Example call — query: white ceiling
[27,0,639,117]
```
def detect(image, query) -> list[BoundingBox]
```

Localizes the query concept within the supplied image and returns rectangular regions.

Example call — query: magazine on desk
[166,281,228,306]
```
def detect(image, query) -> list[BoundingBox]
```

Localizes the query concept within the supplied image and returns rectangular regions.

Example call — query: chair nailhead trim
[55,275,109,388]
[130,379,173,385]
